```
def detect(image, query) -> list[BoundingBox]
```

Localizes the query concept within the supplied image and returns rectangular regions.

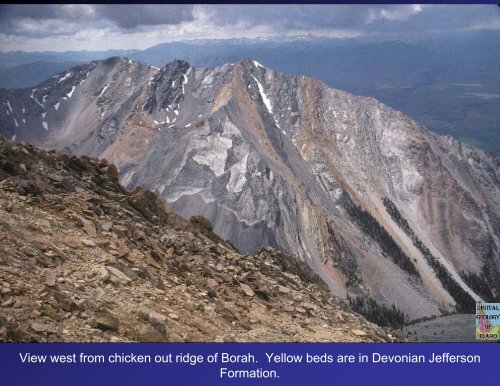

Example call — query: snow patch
[58,73,71,83]
[14,118,18,127]
[42,121,48,131]
[98,83,110,98]
[154,120,159,125]
[54,102,60,110]
[22,108,25,114]
[42,112,46,119]
[66,86,76,98]
[250,75,273,114]
[253,60,264,69]
[30,88,44,108]
[42,95,48,103]
[6,100,13,113]
[181,67,191,94]
[22,119,26,124]
[185,123,191,128]
[34,97,44,108]
[11,135,16,141]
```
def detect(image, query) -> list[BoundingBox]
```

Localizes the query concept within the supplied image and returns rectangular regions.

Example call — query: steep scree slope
[0,58,499,320]
[0,137,393,342]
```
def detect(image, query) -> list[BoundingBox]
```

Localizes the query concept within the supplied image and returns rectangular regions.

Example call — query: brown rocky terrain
[0,137,394,342]
[2,58,498,321]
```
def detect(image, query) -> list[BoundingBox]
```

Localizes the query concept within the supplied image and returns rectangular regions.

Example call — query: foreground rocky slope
[0,137,393,342]
[1,57,499,321]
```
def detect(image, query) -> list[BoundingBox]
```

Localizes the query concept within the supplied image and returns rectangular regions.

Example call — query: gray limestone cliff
[1,57,498,321]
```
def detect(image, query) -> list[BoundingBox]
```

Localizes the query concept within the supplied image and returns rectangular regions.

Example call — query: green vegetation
[344,197,419,278]
[348,295,407,328]
[460,267,498,302]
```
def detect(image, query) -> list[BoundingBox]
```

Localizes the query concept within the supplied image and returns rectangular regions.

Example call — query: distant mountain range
[0,61,84,89]
[1,31,498,153]
[1,57,498,323]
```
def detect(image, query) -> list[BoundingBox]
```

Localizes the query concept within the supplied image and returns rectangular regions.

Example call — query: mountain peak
[239,58,267,71]
[94,57,137,68]
[101,56,123,65]
[0,58,498,323]
[162,59,191,72]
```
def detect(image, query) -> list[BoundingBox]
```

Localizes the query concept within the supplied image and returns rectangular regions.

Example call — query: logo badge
[476,303,499,341]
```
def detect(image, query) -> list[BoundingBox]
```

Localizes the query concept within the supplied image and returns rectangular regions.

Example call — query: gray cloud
[95,5,195,29]
[0,4,95,22]
[364,5,500,35]
[0,4,195,36]
[203,4,500,36]
[0,4,498,52]
[204,4,422,31]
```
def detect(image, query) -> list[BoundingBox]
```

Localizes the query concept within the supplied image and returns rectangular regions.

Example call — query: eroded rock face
[0,137,393,342]
[1,58,499,320]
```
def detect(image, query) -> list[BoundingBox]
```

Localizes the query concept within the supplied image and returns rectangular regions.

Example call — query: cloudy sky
[0,4,499,52]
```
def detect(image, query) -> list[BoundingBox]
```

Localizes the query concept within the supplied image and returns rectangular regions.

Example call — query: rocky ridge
[1,57,498,321]
[0,137,393,342]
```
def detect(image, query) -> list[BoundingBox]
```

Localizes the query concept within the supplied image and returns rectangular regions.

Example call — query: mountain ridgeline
[1,57,499,322]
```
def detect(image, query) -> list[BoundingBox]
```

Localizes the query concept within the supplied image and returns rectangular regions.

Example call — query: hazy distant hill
[0,61,83,89]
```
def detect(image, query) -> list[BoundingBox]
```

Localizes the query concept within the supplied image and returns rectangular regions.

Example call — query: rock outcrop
[1,58,499,321]
[0,137,393,342]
